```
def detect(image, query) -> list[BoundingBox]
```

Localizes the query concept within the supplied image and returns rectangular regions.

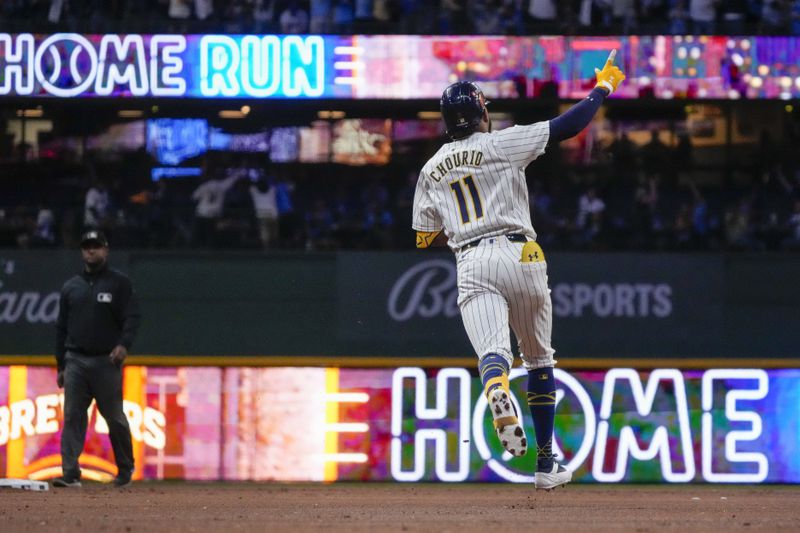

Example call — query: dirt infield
[0,483,798,532]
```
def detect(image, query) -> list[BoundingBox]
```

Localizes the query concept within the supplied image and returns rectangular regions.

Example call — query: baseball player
[412,51,624,490]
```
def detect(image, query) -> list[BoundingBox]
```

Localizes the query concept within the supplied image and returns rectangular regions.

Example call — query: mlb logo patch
[97,293,113,303]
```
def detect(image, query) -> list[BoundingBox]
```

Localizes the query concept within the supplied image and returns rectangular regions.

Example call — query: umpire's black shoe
[112,471,133,488]
[52,477,82,488]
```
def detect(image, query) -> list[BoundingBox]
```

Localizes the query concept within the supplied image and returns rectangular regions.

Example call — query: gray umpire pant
[61,351,134,480]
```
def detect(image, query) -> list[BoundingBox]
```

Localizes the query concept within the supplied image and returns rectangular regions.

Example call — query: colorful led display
[0,365,797,483]
[2,34,800,100]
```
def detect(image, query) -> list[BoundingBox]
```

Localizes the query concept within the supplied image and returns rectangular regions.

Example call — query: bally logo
[97,293,113,303]
[387,259,459,321]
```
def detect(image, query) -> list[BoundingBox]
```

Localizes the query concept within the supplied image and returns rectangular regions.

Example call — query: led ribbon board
[1,34,800,99]
[1,365,798,483]
[0,33,336,98]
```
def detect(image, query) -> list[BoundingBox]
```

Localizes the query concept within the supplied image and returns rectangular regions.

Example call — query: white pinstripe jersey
[412,122,550,251]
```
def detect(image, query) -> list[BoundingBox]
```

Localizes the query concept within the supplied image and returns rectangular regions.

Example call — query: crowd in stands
[529,130,800,252]
[3,122,800,253]
[2,0,800,36]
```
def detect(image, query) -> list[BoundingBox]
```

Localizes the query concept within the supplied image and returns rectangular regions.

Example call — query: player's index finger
[606,49,617,66]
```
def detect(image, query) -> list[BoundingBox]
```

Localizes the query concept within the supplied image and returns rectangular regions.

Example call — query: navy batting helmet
[440,81,489,140]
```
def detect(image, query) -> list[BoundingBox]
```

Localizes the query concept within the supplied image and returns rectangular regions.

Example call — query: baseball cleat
[488,388,527,457]
[535,461,572,490]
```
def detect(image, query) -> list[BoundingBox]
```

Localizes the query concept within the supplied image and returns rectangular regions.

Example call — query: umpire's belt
[67,349,110,357]
[460,233,528,252]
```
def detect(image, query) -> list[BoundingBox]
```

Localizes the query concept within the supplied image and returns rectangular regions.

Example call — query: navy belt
[461,233,528,252]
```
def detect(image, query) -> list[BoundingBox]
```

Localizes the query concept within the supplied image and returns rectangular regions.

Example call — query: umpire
[53,230,141,488]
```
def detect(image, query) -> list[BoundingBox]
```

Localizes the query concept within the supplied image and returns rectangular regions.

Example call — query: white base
[0,478,50,491]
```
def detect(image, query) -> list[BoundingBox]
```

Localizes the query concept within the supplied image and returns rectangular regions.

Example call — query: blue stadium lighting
[151,167,203,181]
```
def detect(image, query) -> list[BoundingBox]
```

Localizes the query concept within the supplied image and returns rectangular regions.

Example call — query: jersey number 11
[449,175,483,224]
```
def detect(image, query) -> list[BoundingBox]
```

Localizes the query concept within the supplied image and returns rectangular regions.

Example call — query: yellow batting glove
[594,49,626,94]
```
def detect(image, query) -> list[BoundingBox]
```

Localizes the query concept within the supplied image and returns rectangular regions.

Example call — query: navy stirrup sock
[479,353,510,397]
[527,367,556,470]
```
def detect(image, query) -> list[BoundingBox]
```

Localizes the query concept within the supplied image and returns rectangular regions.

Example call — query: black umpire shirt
[55,264,141,371]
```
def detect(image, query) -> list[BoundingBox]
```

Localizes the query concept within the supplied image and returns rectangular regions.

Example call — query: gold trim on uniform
[527,391,556,406]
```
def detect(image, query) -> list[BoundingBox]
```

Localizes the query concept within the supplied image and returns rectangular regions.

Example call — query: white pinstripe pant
[456,235,556,370]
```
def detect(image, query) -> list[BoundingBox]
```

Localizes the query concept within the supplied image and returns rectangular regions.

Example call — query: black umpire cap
[80,230,109,248]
